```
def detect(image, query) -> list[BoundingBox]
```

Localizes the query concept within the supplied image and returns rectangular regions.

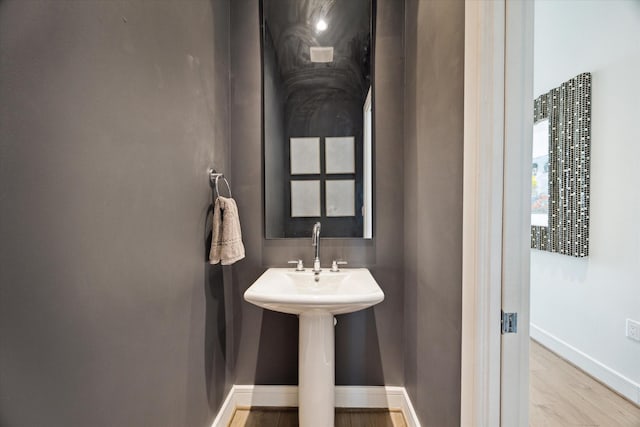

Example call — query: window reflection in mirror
[262,0,374,239]
[532,119,549,227]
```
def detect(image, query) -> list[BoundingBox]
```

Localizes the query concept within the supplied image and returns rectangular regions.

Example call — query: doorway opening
[529,1,640,425]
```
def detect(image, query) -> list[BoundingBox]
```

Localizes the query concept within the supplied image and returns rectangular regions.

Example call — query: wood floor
[229,340,640,427]
[229,407,406,427]
[530,339,640,427]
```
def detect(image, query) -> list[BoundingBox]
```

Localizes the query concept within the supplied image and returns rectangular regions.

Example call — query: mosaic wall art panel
[531,72,591,257]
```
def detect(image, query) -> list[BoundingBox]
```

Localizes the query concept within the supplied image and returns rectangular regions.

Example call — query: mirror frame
[259,0,376,240]
[531,72,591,257]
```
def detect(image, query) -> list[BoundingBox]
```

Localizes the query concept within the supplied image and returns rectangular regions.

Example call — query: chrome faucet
[311,222,321,274]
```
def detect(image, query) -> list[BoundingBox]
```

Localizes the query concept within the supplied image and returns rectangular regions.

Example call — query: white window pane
[531,120,549,227]
[326,180,355,217]
[291,180,320,217]
[325,136,355,174]
[290,137,320,174]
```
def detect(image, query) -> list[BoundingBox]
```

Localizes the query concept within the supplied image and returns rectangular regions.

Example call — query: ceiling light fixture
[316,18,328,32]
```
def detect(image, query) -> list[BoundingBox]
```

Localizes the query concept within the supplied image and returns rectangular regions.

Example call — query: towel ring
[208,169,232,198]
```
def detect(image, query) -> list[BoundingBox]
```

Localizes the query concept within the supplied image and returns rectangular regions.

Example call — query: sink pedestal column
[299,311,334,427]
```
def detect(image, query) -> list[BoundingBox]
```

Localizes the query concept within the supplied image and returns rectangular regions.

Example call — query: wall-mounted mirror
[531,72,591,257]
[262,0,374,239]
[531,118,550,228]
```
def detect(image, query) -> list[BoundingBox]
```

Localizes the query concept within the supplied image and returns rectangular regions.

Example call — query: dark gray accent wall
[0,1,232,426]
[404,0,465,426]
[230,0,404,386]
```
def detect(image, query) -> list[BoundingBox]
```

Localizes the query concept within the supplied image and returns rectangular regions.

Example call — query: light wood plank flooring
[229,341,640,427]
[530,339,640,427]
[229,407,406,427]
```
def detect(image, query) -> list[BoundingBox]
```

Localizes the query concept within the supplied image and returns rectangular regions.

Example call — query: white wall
[531,0,640,404]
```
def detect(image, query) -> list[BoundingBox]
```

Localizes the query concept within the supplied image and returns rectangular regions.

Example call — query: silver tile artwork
[290,137,320,174]
[291,180,320,217]
[531,72,591,257]
[326,180,355,217]
[325,136,355,174]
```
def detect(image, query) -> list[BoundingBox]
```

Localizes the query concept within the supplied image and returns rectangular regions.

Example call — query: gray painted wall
[230,0,405,386]
[404,0,465,425]
[0,0,466,424]
[0,1,232,426]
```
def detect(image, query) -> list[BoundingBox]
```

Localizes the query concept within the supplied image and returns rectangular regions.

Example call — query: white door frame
[461,1,534,426]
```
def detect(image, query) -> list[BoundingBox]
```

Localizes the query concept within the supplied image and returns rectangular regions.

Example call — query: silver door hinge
[501,311,518,334]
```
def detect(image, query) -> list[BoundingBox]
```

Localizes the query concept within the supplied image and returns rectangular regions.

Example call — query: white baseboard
[531,323,640,405]
[210,385,236,427]
[211,385,421,427]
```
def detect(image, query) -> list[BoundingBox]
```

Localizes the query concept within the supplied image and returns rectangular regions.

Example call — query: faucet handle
[288,259,305,271]
[330,260,348,272]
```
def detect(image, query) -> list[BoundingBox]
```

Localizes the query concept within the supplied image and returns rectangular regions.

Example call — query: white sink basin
[243,267,384,427]
[244,268,384,315]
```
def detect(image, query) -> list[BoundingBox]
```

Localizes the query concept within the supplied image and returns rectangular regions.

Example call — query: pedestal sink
[244,268,384,427]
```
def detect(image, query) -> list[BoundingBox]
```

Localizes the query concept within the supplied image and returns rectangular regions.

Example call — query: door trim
[461,1,534,425]
[500,1,534,425]
[461,1,505,425]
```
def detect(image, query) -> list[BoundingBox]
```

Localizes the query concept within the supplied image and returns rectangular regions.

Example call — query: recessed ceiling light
[316,19,328,32]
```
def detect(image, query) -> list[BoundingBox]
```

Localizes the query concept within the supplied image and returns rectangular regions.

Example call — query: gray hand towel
[209,196,245,265]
